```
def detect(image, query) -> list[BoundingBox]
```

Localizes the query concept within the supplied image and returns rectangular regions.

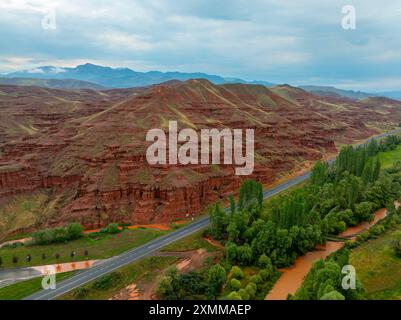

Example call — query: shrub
[92,272,121,290]
[249,274,262,285]
[259,268,272,281]
[208,264,227,293]
[258,254,272,269]
[74,287,89,299]
[320,290,345,300]
[230,266,244,279]
[66,223,84,239]
[229,278,242,290]
[238,288,250,300]
[245,283,257,299]
[227,291,242,300]
[32,223,84,245]
[105,223,120,234]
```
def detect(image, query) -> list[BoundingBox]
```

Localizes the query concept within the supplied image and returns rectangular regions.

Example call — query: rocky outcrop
[1,81,401,234]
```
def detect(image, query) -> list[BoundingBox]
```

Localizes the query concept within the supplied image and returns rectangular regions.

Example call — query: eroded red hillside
[1,81,401,237]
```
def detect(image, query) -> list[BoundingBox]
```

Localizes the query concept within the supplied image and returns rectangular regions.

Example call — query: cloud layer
[1,0,401,91]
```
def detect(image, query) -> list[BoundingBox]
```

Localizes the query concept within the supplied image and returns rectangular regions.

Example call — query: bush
[230,266,244,279]
[157,276,174,297]
[74,287,89,299]
[259,268,272,281]
[244,283,257,299]
[258,254,272,269]
[92,272,121,290]
[238,288,250,300]
[105,223,120,234]
[208,264,227,293]
[66,223,84,239]
[320,290,345,300]
[32,223,84,245]
[2,242,24,249]
[229,278,242,290]
[249,274,262,285]
[227,291,242,300]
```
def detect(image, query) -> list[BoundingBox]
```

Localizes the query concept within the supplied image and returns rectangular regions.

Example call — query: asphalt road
[23,129,401,300]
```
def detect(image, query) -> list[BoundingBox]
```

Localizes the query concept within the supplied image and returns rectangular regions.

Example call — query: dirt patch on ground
[203,237,224,250]
[110,249,213,300]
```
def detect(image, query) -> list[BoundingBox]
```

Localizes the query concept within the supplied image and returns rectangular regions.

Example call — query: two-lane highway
[24,129,401,300]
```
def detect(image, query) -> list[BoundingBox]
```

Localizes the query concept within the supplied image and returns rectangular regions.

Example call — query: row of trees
[31,222,121,245]
[160,135,401,300]
[0,250,90,268]
[31,223,84,245]
[333,135,401,179]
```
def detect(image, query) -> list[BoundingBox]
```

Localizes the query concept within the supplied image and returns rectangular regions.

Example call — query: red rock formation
[1,81,401,235]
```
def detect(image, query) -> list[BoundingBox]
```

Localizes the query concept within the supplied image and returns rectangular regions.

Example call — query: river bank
[265,204,395,300]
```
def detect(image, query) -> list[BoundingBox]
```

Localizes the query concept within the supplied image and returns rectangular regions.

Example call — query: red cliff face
[1,81,401,236]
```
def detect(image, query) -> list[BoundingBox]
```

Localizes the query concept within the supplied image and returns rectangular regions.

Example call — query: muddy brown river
[265,206,391,300]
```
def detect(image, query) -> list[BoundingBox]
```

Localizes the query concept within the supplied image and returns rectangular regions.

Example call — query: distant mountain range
[299,85,401,101]
[0,77,105,90]
[2,63,400,100]
[2,63,275,89]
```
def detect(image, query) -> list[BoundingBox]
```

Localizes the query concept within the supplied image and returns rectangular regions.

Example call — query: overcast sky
[1,0,401,91]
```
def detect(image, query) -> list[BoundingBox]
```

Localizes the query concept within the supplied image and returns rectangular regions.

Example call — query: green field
[0,271,75,300]
[334,142,401,299]
[0,228,165,268]
[350,227,401,299]
[59,256,179,300]
[377,144,401,168]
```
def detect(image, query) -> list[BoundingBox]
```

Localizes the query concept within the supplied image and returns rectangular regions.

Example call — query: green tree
[258,254,272,269]
[236,244,253,265]
[320,290,345,300]
[224,242,238,264]
[227,291,242,300]
[229,278,242,290]
[244,283,257,299]
[230,266,244,279]
[208,264,227,294]
[66,223,84,240]
[210,204,228,240]
[311,161,329,186]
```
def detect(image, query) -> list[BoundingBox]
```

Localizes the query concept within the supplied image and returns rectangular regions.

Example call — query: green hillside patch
[0,193,48,240]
